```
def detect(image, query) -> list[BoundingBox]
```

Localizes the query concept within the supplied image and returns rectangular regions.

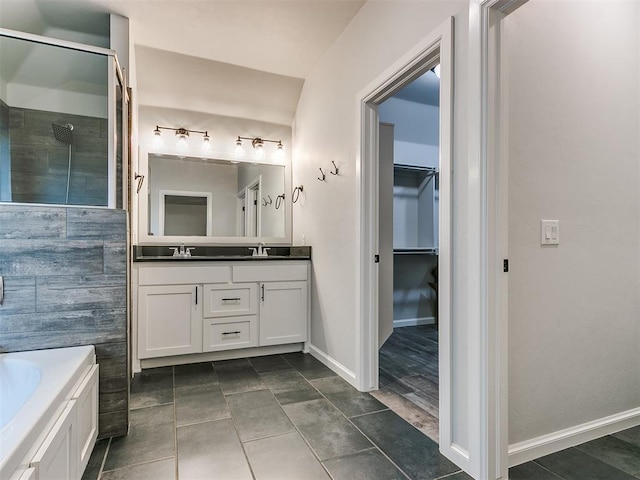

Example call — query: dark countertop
[133,245,311,262]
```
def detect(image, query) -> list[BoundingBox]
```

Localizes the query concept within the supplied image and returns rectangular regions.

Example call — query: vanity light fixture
[235,136,284,160]
[152,125,212,153]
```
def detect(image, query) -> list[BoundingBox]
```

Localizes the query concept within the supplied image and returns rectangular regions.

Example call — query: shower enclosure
[0,29,127,208]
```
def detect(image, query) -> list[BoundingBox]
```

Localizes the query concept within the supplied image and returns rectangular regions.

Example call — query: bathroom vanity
[133,252,310,369]
[132,149,308,371]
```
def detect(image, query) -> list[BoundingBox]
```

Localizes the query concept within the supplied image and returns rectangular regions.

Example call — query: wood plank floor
[372,325,440,442]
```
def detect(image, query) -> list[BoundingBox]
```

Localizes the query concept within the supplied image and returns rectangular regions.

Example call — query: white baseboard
[508,407,640,467]
[393,316,435,328]
[307,343,357,389]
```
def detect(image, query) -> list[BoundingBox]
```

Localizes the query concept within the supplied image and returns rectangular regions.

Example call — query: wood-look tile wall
[7,106,108,206]
[0,205,128,438]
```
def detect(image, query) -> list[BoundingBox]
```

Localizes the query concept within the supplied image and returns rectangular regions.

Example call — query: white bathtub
[0,345,96,480]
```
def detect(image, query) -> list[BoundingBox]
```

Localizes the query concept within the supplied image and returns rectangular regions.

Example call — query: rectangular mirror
[137,151,290,244]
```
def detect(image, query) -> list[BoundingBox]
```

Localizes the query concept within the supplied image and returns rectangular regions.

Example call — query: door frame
[468,0,527,478]
[356,17,458,466]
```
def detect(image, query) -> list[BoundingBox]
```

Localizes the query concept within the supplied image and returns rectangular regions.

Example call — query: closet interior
[374,67,441,442]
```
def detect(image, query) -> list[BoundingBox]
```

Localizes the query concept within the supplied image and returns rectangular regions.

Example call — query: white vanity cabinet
[135,261,309,364]
[260,281,308,346]
[138,285,202,358]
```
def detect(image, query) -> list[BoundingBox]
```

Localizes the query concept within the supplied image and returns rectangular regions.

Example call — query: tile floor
[81,352,640,480]
[82,352,469,480]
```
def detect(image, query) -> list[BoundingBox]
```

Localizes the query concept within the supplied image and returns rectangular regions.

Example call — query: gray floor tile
[283,398,372,461]
[103,404,175,471]
[100,458,176,480]
[352,410,459,480]
[175,383,230,427]
[536,447,638,480]
[177,418,253,480]
[214,358,266,394]
[576,434,640,477]
[244,431,331,480]
[322,449,407,480]
[613,426,640,449]
[311,376,387,417]
[509,462,563,480]
[260,369,323,405]
[249,354,293,373]
[174,362,218,389]
[81,438,109,480]
[226,389,295,441]
[282,352,337,380]
[435,471,474,480]
[129,367,173,409]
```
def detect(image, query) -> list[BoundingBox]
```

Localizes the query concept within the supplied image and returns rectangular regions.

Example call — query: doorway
[372,70,441,442]
[357,17,455,461]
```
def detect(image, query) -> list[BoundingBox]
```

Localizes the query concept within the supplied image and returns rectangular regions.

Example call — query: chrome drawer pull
[221,331,241,336]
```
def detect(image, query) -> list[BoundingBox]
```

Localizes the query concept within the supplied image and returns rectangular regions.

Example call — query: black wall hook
[330,161,339,175]
[318,168,326,181]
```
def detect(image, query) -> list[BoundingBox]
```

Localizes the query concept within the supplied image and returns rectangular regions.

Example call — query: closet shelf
[393,247,438,255]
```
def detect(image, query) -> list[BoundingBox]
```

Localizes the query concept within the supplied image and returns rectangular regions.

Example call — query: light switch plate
[541,219,559,245]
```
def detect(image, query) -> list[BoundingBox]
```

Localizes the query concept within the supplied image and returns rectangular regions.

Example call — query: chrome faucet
[170,244,194,258]
[249,243,270,257]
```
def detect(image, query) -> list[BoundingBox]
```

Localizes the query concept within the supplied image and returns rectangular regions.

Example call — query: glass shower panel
[0,34,110,206]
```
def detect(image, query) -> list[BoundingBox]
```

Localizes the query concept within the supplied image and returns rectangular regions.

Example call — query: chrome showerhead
[52,123,74,145]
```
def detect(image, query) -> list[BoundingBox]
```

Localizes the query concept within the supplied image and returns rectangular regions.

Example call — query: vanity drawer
[232,262,308,282]
[203,316,257,352]
[203,284,257,318]
[138,265,231,285]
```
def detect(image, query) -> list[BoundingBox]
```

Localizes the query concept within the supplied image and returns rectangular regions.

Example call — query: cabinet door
[31,400,77,480]
[260,281,308,346]
[138,285,202,358]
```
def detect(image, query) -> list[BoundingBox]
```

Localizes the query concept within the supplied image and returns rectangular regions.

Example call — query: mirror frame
[135,147,292,246]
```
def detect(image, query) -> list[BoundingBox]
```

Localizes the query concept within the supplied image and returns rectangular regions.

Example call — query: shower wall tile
[0,240,104,276]
[37,274,126,312]
[0,277,36,314]
[104,242,127,274]
[8,106,108,205]
[68,208,126,240]
[0,206,66,239]
[0,205,129,438]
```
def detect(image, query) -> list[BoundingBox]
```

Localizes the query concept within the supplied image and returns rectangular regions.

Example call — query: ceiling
[0,1,436,125]
[0,0,366,79]
[0,0,366,124]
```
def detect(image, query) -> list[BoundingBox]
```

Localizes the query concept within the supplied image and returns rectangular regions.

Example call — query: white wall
[292,0,469,448]
[505,0,640,445]
[379,96,439,167]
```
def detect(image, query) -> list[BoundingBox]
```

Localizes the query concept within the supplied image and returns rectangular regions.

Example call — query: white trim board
[393,317,435,328]
[508,407,640,467]
[307,343,357,388]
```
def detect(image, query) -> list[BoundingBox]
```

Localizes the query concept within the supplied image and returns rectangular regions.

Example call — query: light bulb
[175,128,189,153]
[152,127,163,149]
[255,142,265,160]
[201,134,211,154]
[276,141,285,160]
[176,134,188,153]
[235,137,244,159]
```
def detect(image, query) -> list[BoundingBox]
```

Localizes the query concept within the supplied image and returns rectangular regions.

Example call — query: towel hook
[134,173,145,193]
[275,193,285,210]
[292,185,304,203]
[317,168,326,182]
[330,161,339,176]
